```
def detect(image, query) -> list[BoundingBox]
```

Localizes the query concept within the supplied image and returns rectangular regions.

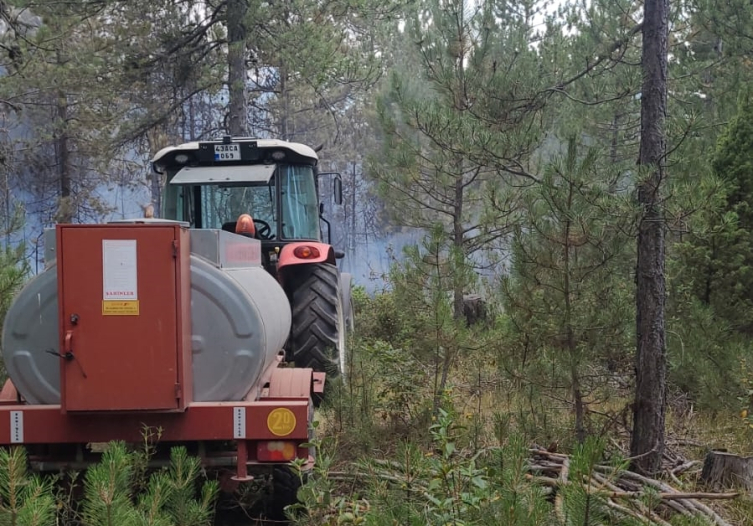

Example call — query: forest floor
[278,341,753,526]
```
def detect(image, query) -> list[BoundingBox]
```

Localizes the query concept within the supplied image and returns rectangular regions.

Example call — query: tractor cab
[152,135,354,398]
[152,136,343,276]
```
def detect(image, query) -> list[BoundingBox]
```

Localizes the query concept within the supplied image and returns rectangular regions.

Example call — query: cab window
[280,164,319,240]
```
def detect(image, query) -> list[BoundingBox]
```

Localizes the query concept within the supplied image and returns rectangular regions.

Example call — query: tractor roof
[151,137,319,172]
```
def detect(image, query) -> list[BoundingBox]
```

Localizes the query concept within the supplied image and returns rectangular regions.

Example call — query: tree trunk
[452,155,464,321]
[279,63,289,141]
[610,112,619,164]
[630,0,669,476]
[146,126,170,217]
[149,166,162,219]
[227,0,247,136]
[351,159,357,252]
[564,184,585,443]
[703,239,716,305]
[55,90,72,223]
[701,451,753,492]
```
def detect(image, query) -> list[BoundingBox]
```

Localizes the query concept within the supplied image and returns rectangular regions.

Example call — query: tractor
[152,135,354,386]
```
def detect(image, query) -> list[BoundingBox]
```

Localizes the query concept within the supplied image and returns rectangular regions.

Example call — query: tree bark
[145,126,170,217]
[279,62,289,141]
[351,159,357,252]
[630,0,669,476]
[564,183,585,444]
[452,160,465,321]
[462,294,486,326]
[227,0,247,136]
[55,90,72,223]
[701,451,753,492]
[149,141,163,219]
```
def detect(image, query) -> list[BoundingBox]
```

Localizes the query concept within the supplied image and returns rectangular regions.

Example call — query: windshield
[201,183,276,230]
[163,163,321,241]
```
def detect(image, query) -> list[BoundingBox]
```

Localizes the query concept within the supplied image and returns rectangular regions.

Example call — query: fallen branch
[334,446,738,526]
[524,474,737,501]
[672,460,701,476]
[606,499,674,526]
[610,491,739,501]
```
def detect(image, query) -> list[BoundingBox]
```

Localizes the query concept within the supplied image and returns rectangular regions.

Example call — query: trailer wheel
[289,263,344,380]
[268,465,303,521]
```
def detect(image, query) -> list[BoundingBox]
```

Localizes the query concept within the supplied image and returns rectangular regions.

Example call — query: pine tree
[367,0,557,318]
[0,447,56,526]
[78,441,218,526]
[674,94,753,333]
[502,138,633,442]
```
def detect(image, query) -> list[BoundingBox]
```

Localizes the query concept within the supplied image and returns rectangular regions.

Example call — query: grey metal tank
[1,225,292,404]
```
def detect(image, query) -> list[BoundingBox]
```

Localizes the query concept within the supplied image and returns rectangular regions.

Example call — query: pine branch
[546,22,645,95]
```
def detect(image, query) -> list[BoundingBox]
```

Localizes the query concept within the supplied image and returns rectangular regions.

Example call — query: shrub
[0,441,219,526]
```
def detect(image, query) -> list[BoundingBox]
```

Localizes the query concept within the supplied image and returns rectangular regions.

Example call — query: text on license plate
[214,144,240,161]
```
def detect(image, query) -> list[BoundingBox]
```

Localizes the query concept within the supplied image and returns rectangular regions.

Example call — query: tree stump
[700,450,753,492]
[462,294,487,327]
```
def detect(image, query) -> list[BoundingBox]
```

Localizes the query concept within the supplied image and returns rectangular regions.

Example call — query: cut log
[701,450,753,492]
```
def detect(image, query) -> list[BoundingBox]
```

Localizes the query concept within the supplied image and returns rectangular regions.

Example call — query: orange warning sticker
[102,300,139,315]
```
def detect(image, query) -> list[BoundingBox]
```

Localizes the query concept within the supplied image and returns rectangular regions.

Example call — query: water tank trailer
[0,137,354,515]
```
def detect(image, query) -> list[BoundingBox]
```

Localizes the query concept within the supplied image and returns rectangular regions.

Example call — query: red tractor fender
[277,242,336,271]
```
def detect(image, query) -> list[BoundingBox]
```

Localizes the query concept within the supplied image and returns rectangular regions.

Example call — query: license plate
[214,143,240,161]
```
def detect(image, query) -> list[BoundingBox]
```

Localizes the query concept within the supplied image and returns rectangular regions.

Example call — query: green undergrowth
[290,391,727,526]
[0,440,219,526]
[284,285,753,526]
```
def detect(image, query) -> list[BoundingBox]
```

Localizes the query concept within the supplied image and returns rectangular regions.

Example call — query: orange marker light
[293,246,320,259]
[235,214,256,236]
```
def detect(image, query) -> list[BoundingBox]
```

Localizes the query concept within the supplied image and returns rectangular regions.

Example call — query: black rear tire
[267,465,303,521]
[289,263,344,381]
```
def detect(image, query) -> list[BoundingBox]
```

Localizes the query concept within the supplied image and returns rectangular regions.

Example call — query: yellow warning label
[102,300,140,316]
[267,408,297,437]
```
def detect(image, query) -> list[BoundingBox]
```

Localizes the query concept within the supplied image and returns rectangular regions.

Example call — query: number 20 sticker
[267,408,297,437]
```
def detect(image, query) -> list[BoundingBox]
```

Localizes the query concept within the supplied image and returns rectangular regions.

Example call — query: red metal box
[55,223,192,412]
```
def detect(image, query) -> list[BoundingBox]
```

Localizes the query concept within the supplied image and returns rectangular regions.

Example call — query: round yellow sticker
[267,408,297,437]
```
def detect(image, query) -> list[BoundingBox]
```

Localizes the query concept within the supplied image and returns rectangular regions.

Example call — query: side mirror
[333,175,343,205]
[318,171,343,205]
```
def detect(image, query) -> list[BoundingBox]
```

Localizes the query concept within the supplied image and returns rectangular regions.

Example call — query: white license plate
[214,144,240,161]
